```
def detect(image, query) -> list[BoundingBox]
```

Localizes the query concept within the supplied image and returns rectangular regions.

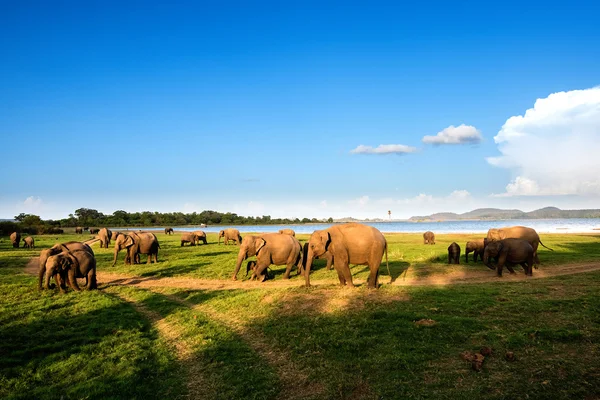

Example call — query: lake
[112,218,600,234]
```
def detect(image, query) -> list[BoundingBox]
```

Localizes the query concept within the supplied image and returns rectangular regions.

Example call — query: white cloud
[350,144,417,155]
[488,87,600,196]
[422,124,482,145]
[21,196,44,212]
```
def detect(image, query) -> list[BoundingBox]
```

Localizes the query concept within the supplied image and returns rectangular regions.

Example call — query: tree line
[1,208,334,235]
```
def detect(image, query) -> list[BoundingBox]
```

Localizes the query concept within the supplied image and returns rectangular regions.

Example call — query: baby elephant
[483,238,534,277]
[22,236,35,249]
[465,239,485,263]
[423,231,435,245]
[448,242,461,264]
[246,261,274,282]
[181,232,199,246]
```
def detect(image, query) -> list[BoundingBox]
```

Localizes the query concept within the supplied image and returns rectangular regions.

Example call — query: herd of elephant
[26,223,553,293]
[423,226,553,276]
[9,232,35,249]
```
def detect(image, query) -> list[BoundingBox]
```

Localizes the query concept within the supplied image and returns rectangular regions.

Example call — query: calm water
[113,218,600,234]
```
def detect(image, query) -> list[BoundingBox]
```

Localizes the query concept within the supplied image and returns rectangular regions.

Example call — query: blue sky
[2,1,600,219]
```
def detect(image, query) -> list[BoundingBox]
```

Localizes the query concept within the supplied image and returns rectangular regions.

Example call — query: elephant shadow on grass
[139,261,210,278]
[0,296,183,399]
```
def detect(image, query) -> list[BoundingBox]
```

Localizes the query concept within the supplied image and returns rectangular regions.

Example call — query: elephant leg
[367,265,380,289]
[283,262,294,279]
[334,268,346,286]
[254,261,270,282]
[147,254,152,264]
[54,274,67,293]
[68,269,81,291]
[505,264,516,274]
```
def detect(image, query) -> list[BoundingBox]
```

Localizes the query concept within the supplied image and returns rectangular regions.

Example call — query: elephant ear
[123,235,134,248]
[64,253,80,271]
[318,231,331,251]
[254,238,267,255]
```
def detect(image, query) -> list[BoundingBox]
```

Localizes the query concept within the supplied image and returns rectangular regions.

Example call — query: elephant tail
[384,241,391,283]
[539,239,553,251]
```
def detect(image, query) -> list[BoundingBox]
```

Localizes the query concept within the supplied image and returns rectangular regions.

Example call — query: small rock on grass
[480,346,493,356]
[471,353,485,372]
[415,318,436,327]
[505,351,516,361]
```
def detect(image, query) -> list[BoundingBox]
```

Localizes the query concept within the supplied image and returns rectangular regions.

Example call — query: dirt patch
[160,292,327,400]
[415,319,437,327]
[108,291,209,399]
[25,257,39,275]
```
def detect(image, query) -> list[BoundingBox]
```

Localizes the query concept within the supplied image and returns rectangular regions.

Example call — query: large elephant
[22,236,35,249]
[43,248,97,292]
[165,227,174,235]
[98,228,113,249]
[302,242,333,272]
[232,233,303,281]
[38,242,95,290]
[10,232,21,248]
[112,232,160,266]
[487,226,552,265]
[75,227,83,234]
[304,223,389,289]
[465,239,485,263]
[219,228,242,245]
[181,232,199,246]
[278,228,296,236]
[448,242,461,264]
[423,231,435,245]
[111,231,120,241]
[483,238,534,277]
[192,230,207,245]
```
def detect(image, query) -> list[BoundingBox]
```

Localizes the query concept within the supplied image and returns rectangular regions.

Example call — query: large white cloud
[488,87,600,196]
[350,144,417,155]
[422,124,482,145]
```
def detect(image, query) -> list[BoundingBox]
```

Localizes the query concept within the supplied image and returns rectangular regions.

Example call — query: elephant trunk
[112,246,120,266]
[232,249,247,280]
[304,248,315,287]
[44,266,54,289]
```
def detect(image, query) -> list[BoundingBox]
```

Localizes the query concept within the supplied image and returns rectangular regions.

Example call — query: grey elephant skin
[304,223,389,289]
[448,242,461,264]
[219,228,242,245]
[165,227,174,235]
[192,230,208,244]
[483,238,534,277]
[302,242,333,272]
[10,232,21,248]
[113,232,159,266]
[98,228,113,249]
[487,226,552,265]
[22,236,35,249]
[39,242,97,291]
[423,231,435,245]
[232,233,303,281]
[465,239,485,263]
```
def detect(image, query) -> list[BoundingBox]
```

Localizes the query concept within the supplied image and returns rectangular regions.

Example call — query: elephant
[278,228,296,237]
[38,242,95,290]
[246,260,274,281]
[75,227,83,234]
[89,228,100,234]
[302,242,334,272]
[465,239,485,263]
[487,226,553,265]
[232,233,303,281]
[165,227,174,235]
[192,230,207,245]
[219,228,242,245]
[98,228,113,249]
[304,223,389,289]
[22,236,35,249]
[181,232,199,246]
[10,232,21,248]
[112,231,160,266]
[111,231,120,241]
[448,242,461,264]
[483,238,534,277]
[43,248,97,292]
[423,231,435,245]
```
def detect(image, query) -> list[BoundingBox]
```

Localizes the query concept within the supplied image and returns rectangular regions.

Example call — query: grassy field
[1,231,600,399]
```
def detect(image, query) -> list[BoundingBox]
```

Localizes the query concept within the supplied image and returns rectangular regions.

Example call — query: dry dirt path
[82,262,600,291]
[26,258,600,290]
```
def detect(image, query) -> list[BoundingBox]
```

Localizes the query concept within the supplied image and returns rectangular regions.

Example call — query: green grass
[1,232,600,399]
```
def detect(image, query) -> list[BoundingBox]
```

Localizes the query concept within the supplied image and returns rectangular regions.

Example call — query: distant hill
[409,207,600,221]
